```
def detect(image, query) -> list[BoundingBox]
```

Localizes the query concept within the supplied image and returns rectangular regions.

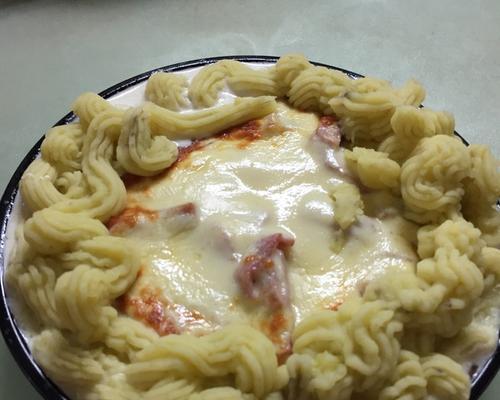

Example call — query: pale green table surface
[1,0,499,398]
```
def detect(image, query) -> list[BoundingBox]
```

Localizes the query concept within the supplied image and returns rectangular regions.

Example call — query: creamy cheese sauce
[112,102,417,344]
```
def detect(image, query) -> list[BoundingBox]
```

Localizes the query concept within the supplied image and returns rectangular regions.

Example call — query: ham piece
[315,116,341,149]
[107,202,198,236]
[234,233,295,310]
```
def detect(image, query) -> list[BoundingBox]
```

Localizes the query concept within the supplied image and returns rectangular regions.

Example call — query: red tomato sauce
[218,120,263,148]
[326,299,344,311]
[106,205,159,234]
[116,284,209,337]
[319,115,338,126]
[116,286,179,336]
[261,312,293,364]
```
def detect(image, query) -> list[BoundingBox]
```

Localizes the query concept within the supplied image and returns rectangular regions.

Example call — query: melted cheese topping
[116,102,417,338]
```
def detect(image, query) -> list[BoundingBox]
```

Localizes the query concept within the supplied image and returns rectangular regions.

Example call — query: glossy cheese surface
[113,102,417,338]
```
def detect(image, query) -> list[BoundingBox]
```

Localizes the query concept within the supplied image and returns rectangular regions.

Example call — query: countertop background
[1,0,499,398]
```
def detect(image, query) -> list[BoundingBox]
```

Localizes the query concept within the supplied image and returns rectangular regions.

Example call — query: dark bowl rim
[0,55,498,400]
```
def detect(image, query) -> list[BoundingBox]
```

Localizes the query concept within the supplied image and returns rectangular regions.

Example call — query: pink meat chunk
[234,233,295,310]
[315,116,341,149]
[157,202,198,236]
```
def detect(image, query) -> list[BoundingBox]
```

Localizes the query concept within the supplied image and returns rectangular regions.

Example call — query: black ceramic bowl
[0,56,498,400]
